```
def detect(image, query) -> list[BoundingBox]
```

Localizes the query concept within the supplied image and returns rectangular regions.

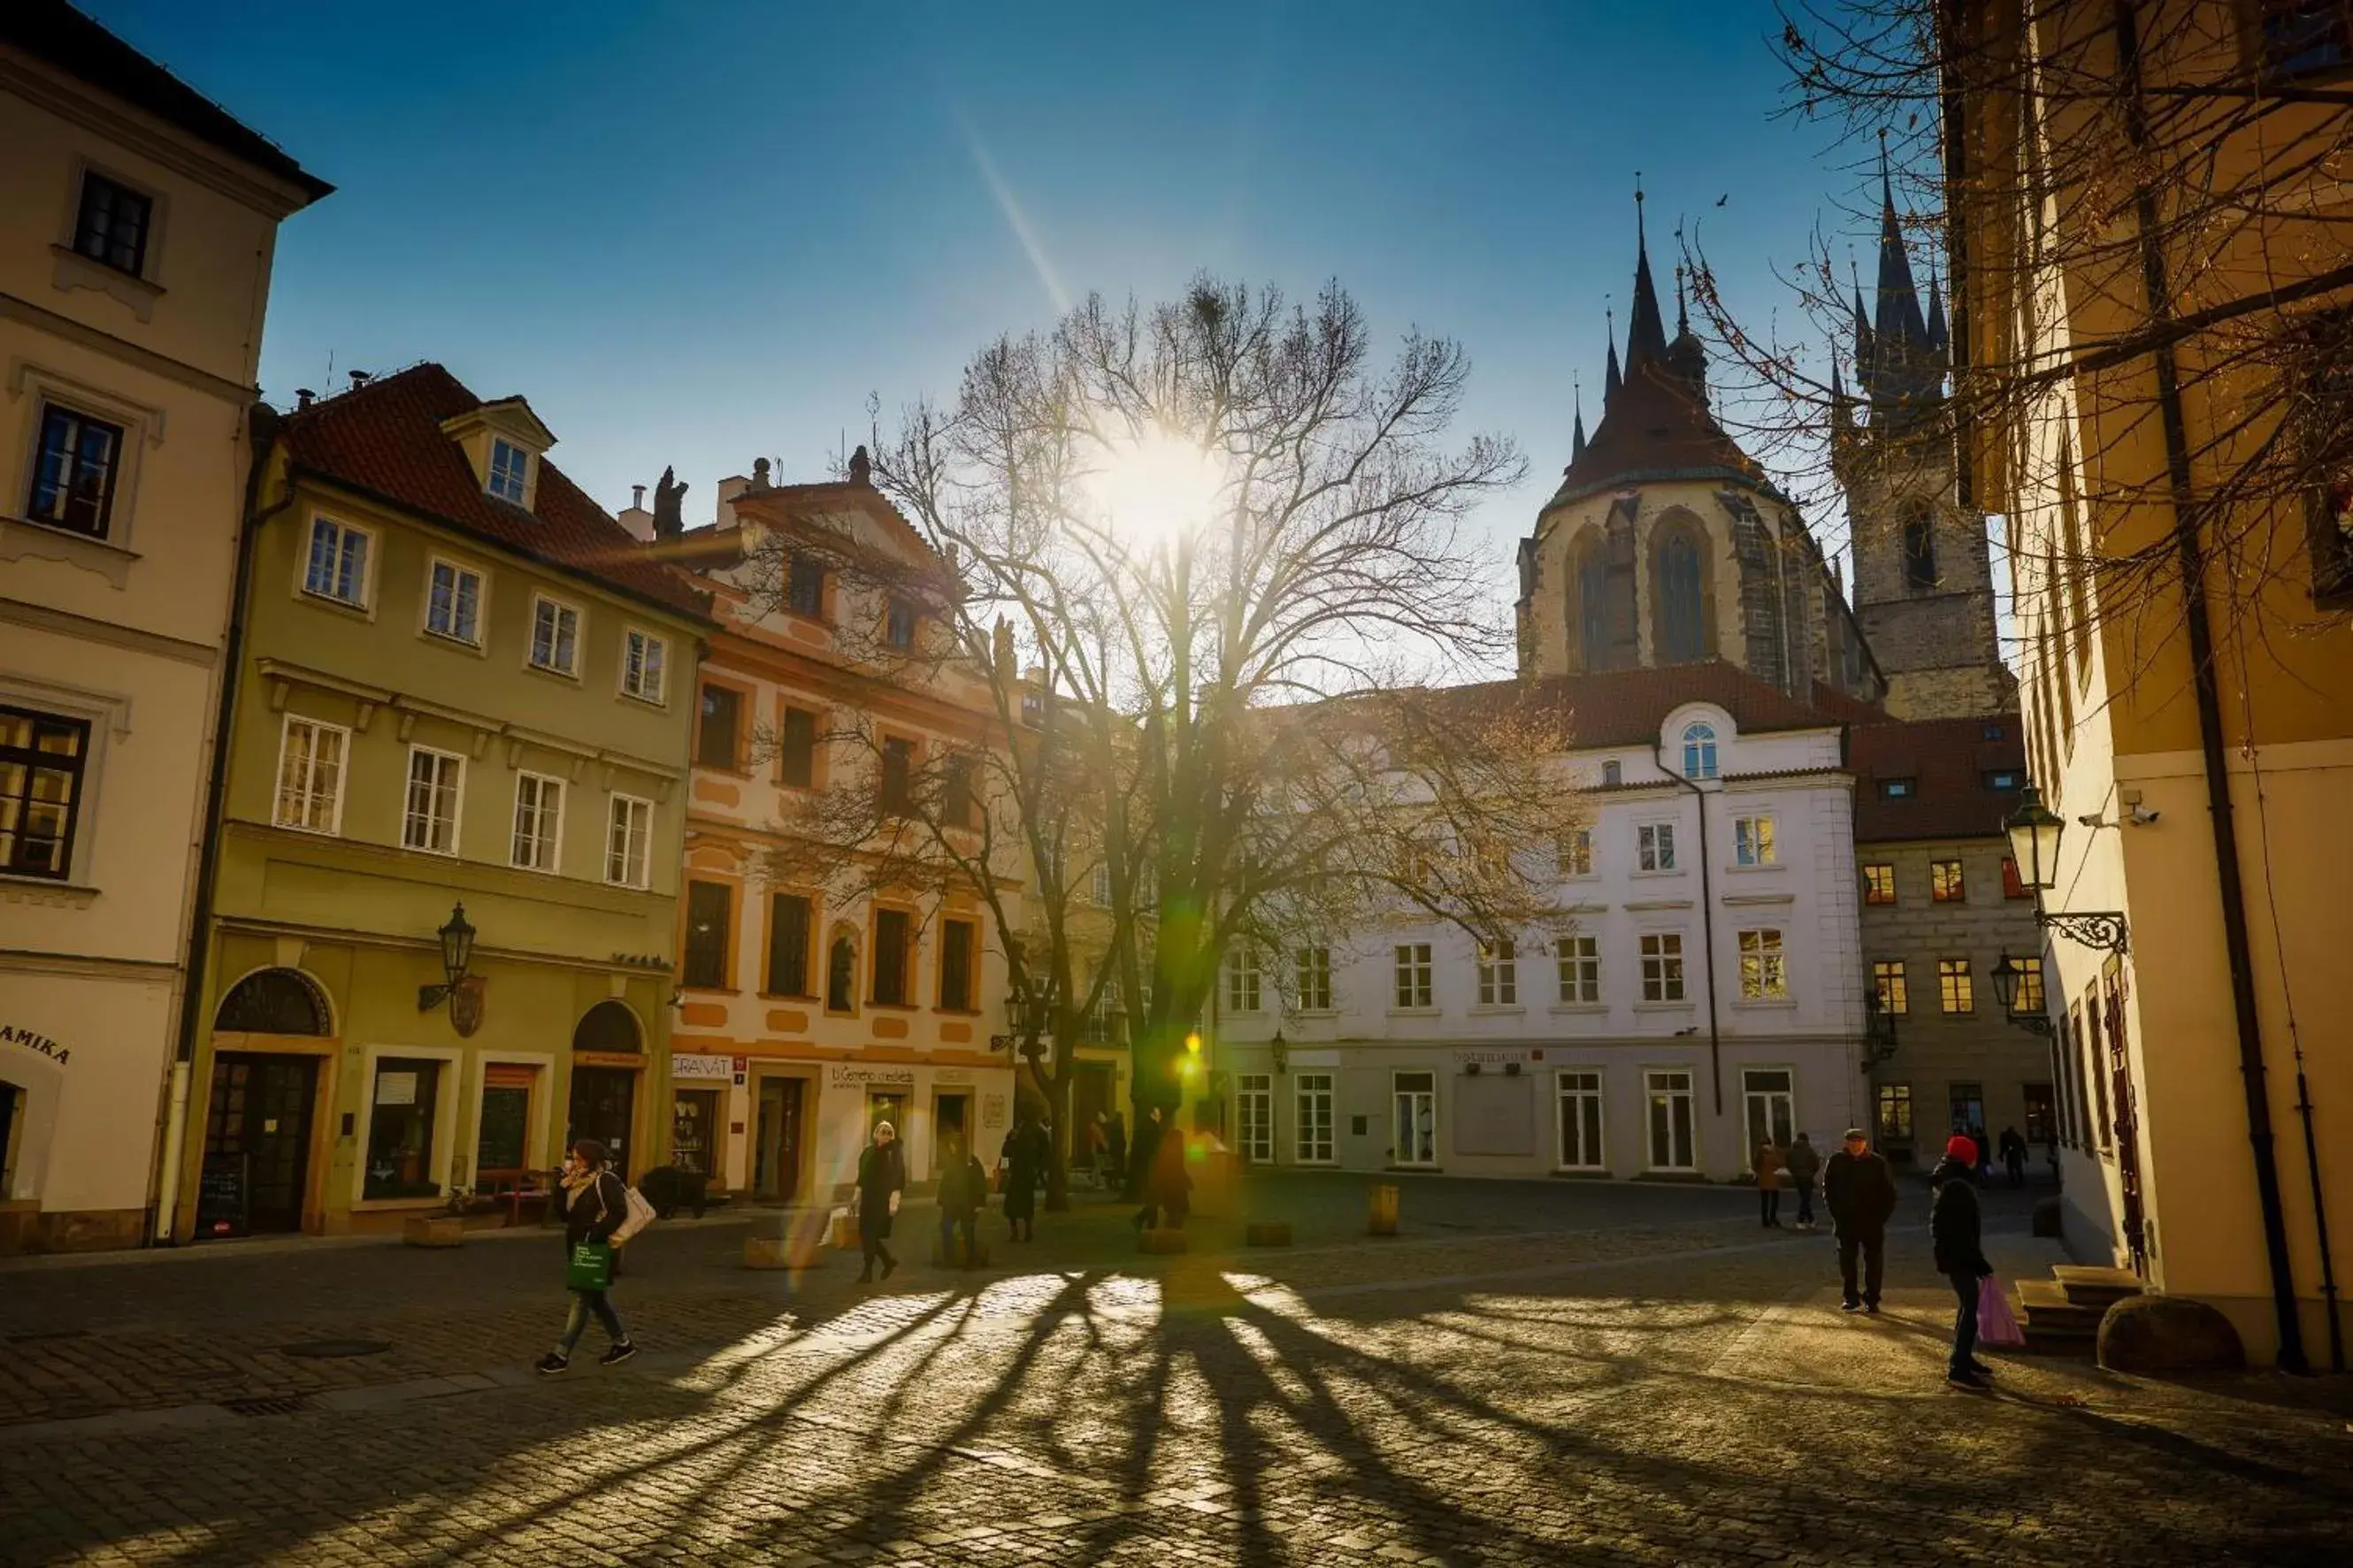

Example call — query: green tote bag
[567,1240,613,1291]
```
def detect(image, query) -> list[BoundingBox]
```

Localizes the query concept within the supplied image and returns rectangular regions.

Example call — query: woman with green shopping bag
[536,1139,637,1374]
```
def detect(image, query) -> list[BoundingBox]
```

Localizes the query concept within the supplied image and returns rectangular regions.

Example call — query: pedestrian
[1754,1136,1784,1228]
[1999,1125,2029,1188]
[1931,1134,1997,1388]
[1784,1131,1822,1230]
[1971,1122,1993,1182]
[536,1139,637,1374]
[1822,1126,1899,1314]
[936,1132,985,1267]
[1106,1110,1130,1191]
[855,1120,906,1282]
[1000,1113,1043,1242]
[1087,1113,1111,1189]
[1133,1106,1192,1230]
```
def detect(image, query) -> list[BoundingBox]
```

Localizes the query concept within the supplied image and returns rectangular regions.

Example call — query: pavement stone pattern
[3,1173,2349,1566]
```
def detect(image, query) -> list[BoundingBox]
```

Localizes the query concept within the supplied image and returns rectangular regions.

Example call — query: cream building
[662,453,1016,1203]
[0,3,327,1252]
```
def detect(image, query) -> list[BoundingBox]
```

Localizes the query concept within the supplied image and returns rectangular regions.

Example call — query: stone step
[2018,1279,2107,1335]
[2020,1321,2100,1356]
[2052,1264,2145,1308]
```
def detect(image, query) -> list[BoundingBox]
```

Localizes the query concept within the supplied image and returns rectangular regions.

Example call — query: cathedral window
[1652,523,1711,662]
[1900,502,1939,593]
[1575,536,1613,671]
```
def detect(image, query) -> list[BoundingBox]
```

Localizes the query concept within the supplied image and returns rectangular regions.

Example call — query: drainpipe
[153,418,288,1245]
[2110,0,2307,1373]
[1654,748,1721,1116]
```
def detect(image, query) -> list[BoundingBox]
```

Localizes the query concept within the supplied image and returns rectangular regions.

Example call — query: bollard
[1368,1182,1399,1236]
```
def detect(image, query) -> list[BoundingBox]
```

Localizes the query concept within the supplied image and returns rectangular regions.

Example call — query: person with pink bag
[1930,1134,1999,1389]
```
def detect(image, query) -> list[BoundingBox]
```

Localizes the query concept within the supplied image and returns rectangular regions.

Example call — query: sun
[1083,429,1225,547]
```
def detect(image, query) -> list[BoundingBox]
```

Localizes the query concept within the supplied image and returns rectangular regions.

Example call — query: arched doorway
[203,968,333,1237]
[567,1001,644,1178]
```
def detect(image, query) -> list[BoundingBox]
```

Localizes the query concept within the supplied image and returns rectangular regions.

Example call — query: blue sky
[90,0,1885,642]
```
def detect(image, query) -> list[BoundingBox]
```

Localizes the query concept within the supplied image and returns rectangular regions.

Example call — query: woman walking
[1931,1134,1997,1388]
[536,1139,636,1374]
[1000,1114,1042,1243]
[1754,1137,1785,1228]
[856,1121,906,1282]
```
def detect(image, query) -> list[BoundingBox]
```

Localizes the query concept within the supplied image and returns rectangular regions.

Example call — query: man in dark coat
[936,1134,986,1267]
[1783,1132,1823,1230]
[1000,1115,1044,1242]
[1931,1135,1997,1388]
[1997,1126,2029,1188]
[1822,1127,1899,1313]
[855,1122,907,1283]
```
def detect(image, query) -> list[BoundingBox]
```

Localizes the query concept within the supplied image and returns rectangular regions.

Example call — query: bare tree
[1684,0,2353,734]
[777,277,1591,1190]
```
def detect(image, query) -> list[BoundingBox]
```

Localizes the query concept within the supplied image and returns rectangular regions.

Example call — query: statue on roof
[652,465,688,540]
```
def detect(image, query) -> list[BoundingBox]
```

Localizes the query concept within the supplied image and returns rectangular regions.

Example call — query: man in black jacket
[1931,1135,1997,1388]
[1822,1127,1898,1313]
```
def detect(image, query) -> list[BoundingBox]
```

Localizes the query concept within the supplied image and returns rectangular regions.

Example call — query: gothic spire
[1572,376,1587,462]
[1604,307,1623,403]
[1850,258,1875,402]
[1925,263,1949,355]
[1625,181,1670,371]
[1873,140,1931,356]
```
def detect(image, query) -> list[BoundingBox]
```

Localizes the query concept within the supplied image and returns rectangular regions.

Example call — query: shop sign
[0,1023,70,1067]
[376,1070,418,1106]
[671,1053,734,1081]
[934,1067,975,1085]
[576,1051,645,1069]
[1454,1047,1539,1070]
[828,1063,915,1089]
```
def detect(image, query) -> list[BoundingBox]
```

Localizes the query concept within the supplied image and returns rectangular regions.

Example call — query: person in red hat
[1931,1133,1997,1388]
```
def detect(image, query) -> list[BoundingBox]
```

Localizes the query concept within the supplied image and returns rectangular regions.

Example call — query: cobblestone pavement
[4,1177,2349,1566]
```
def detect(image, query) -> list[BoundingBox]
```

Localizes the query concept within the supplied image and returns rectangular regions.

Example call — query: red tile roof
[1434,660,1849,749]
[1848,714,2027,842]
[1544,364,1768,510]
[279,364,709,621]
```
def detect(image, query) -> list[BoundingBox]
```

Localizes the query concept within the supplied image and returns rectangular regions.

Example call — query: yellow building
[1953,0,2352,1367]
[0,3,327,1252]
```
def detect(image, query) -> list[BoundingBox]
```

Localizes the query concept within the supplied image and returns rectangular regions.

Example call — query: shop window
[363,1058,443,1199]
[475,1066,537,1191]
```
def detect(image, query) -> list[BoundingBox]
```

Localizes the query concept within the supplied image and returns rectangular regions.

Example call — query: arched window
[1576,539,1612,672]
[215,968,331,1035]
[1682,722,1720,780]
[1902,502,1939,593]
[572,1000,642,1054]
[1654,527,1710,663]
[826,932,857,1013]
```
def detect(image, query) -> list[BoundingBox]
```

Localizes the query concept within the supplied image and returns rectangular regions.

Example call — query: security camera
[2129,806,2161,826]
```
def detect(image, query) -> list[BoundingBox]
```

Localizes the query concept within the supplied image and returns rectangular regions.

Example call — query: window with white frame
[1644,1068,1697,1170]
[1555,934,1599,1004]
[1295,1072,1335,1163]
[1742,1068,1796,1159]
[1640,932,1685,1001]
[1475,939,1518,1006]
[1295,946,1332,1011]
[511,772,564,872]
[1681,722,1719,779]
[487,438,529,504]
[1556,1069,1605,1170]
[605,793,652,887]
[622,629,666,703]
[1636,821,1676,871]
[402,747,464,854]
[425,559,483,645]
[530,597,580,676]
[1733,815,1776,867]
[1738,929,1787,999]
[1392,1071,1437,1165]
[1091,861,1114,906]
[1393,943,1434,1008]
[272,715,348,834]
[303,516,371,608]
[27,403,125,539]
[1557,829,1593,876]
[1237,1073,1274,1163]
[1226,947,1262,1013]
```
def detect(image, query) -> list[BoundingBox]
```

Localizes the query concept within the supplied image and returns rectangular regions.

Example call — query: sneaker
[1946,1369,1990,1391]
[599,1341,639,1367]
[534,1352,571,1375]
[1866,1303,1883,1316]
[1840,1300,1863,1313]
[1966,1359,1997,1378]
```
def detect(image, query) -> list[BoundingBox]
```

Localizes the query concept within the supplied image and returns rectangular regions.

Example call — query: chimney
[295,388,316,410]
[349,370,370,390]
[618,482,656,545]
[848,444,872,486]
[715,474,750,532]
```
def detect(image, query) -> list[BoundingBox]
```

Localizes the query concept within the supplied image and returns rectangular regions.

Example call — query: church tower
[1833,165,2017,720]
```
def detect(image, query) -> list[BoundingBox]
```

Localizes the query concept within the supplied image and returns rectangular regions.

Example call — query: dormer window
[488,439,529,505]
[1681,722,1720,780]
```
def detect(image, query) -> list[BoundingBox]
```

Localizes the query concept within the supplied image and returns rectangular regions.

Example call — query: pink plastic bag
[1978,1274,2026,1348]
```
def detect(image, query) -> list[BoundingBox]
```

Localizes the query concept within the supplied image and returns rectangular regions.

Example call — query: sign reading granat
[828,1063,915,1089]
[0,1024,69,1066]
[1453,1046,1539,1069]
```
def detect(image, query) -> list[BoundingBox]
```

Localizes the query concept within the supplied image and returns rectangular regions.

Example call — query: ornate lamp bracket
[2038,909,2129,956]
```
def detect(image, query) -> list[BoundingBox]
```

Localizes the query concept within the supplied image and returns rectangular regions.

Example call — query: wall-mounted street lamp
[1270,1029,1289,1075]
[1862,990,1899,1069]
[2003,786,2130,955]
[1989,954,2055,1036]
[417,902,477,1013]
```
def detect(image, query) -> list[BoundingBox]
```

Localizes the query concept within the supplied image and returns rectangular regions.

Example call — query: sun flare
[1083,430,1224,547]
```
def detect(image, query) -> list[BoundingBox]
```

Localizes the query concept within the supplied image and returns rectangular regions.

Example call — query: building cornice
[0,593,218,666]
[0,288,251,403]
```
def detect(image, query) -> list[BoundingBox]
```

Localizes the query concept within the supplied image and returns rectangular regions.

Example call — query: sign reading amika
[0,1024,70,1066]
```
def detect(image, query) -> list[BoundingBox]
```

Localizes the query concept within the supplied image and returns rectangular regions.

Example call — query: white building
[1216,663,1868,1182]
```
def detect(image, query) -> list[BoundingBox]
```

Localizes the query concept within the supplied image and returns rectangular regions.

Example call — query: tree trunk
[1044,1071,1073,1212]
